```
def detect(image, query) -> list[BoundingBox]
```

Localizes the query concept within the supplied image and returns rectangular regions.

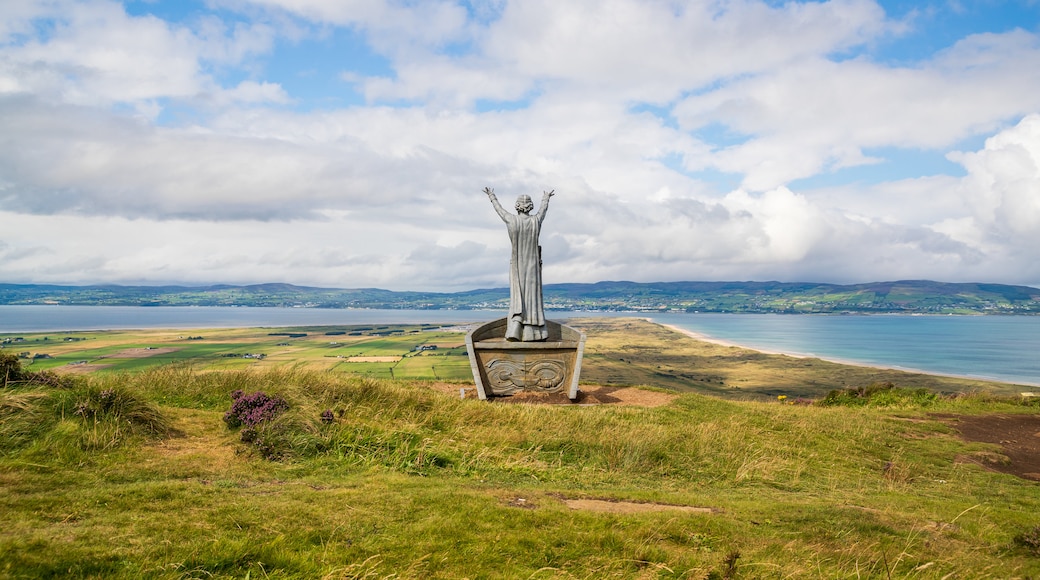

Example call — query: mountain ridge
[2,280,1039,314]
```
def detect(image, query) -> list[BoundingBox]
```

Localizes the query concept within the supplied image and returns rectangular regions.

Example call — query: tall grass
[1,365,171,460]
[0,390,49,452]
[3,362,1040,577]
[70,366,980,493]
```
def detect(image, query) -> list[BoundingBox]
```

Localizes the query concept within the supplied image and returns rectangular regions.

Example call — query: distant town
[3,280,1039,315]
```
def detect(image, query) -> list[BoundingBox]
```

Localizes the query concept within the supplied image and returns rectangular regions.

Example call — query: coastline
[656,322,803,356]
[655,322,1040,389]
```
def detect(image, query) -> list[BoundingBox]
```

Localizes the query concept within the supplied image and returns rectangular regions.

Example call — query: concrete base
[465,318,586,401]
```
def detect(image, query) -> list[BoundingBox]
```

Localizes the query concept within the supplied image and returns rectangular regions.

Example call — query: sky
[2,0,1040,292]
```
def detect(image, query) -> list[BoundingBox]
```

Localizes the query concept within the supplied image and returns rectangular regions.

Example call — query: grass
[2,322,1040,577]
[4,318,1029,400]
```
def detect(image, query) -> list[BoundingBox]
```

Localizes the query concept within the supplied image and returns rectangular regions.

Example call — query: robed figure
[484,187,555,342]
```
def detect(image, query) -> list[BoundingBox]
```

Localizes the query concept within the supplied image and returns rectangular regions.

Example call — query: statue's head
[515,194,534,214]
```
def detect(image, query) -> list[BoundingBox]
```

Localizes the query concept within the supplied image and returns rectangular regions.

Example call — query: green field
[2,324,472,382]
[2,318,1028,400]
[2,319,1040,578]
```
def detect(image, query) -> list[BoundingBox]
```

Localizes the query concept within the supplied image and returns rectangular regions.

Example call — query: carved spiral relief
[528,361,565,389]
[485,357,567,394]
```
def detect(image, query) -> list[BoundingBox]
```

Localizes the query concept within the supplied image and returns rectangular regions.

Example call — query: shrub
[223,390,289,429]
[223,390,300,460]
[818,382,938,408]
[1,354,74,388]
[68,385,172,438]
[1,352,26,384]
[1,383,171,456]
[239,415,331,461]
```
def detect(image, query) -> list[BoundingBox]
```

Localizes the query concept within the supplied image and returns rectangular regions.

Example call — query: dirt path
[562,498,718,514]
[937,413,1040,481]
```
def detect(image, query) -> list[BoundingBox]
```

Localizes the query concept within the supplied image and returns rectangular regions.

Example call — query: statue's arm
[484,187,511,222]
[536,189,554,225]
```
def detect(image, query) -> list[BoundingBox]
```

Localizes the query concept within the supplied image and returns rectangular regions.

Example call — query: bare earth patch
[112,347,179,358]
[579,385,678,407]
[426,383,678,407]
[563,498,719,514]
[499,493,720,513]
[936,413,1040,481]
[346,356,401,363]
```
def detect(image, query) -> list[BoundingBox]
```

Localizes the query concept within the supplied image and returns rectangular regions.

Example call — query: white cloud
[344,0,891,106]
[489,0,886,96]
[210,80,292,106]
[1,0,1040,289]
[0,0,278,108]
[1,109,1037,289]
[0,210,502,289]
[230,0,471,56]
[674,29,1040,189]
[0,0,63,43]
[0,96,488,221]
[950,113,1040,246]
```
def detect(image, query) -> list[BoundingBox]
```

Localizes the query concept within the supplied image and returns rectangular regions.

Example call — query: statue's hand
[483,187,494,196]
[544,189,555,198]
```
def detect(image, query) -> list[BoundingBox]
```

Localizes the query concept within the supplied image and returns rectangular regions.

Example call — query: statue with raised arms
[483,186,555,342]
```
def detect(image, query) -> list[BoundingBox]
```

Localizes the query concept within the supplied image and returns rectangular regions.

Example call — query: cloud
[673,29,1040,189]
[343,0,891,106]
[0,113,1036,289]
[1,0,1039,289]
[0,210,496,289]
[0,95,502,221]
[0,0,64,43]
[229,0,472,58]
[950,113,1040,247]
[208,80,292,106]
[0,0,278,109]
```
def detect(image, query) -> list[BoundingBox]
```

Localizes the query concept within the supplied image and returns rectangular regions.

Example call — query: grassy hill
[544,280,1040,313]
[2,321,1040,578]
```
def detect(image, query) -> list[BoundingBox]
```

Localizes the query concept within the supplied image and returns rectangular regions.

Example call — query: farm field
[2,318,1028,400]
[2,323,474,383]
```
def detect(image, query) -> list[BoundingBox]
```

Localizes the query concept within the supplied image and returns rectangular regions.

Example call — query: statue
[467,185,584,400]
[483,186,554,342]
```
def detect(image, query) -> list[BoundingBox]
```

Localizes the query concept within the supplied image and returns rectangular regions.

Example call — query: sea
[1,306,1038,387]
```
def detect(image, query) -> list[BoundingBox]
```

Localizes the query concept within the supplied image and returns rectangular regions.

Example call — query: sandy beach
[656,321,1038,388]
[656,322,798,355]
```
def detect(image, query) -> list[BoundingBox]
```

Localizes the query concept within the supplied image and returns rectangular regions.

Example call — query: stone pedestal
[465,318,586,401]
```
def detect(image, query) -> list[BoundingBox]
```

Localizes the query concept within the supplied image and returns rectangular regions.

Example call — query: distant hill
[1,280,1038,314]
[538,280,1040,313]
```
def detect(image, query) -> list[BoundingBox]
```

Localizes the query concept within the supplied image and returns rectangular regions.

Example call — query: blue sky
[2,0,1040,290]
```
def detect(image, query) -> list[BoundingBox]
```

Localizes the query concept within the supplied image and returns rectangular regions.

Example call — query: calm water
[1,306,1038,386]
[651,312,1040,387]
[0,305,507,331]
